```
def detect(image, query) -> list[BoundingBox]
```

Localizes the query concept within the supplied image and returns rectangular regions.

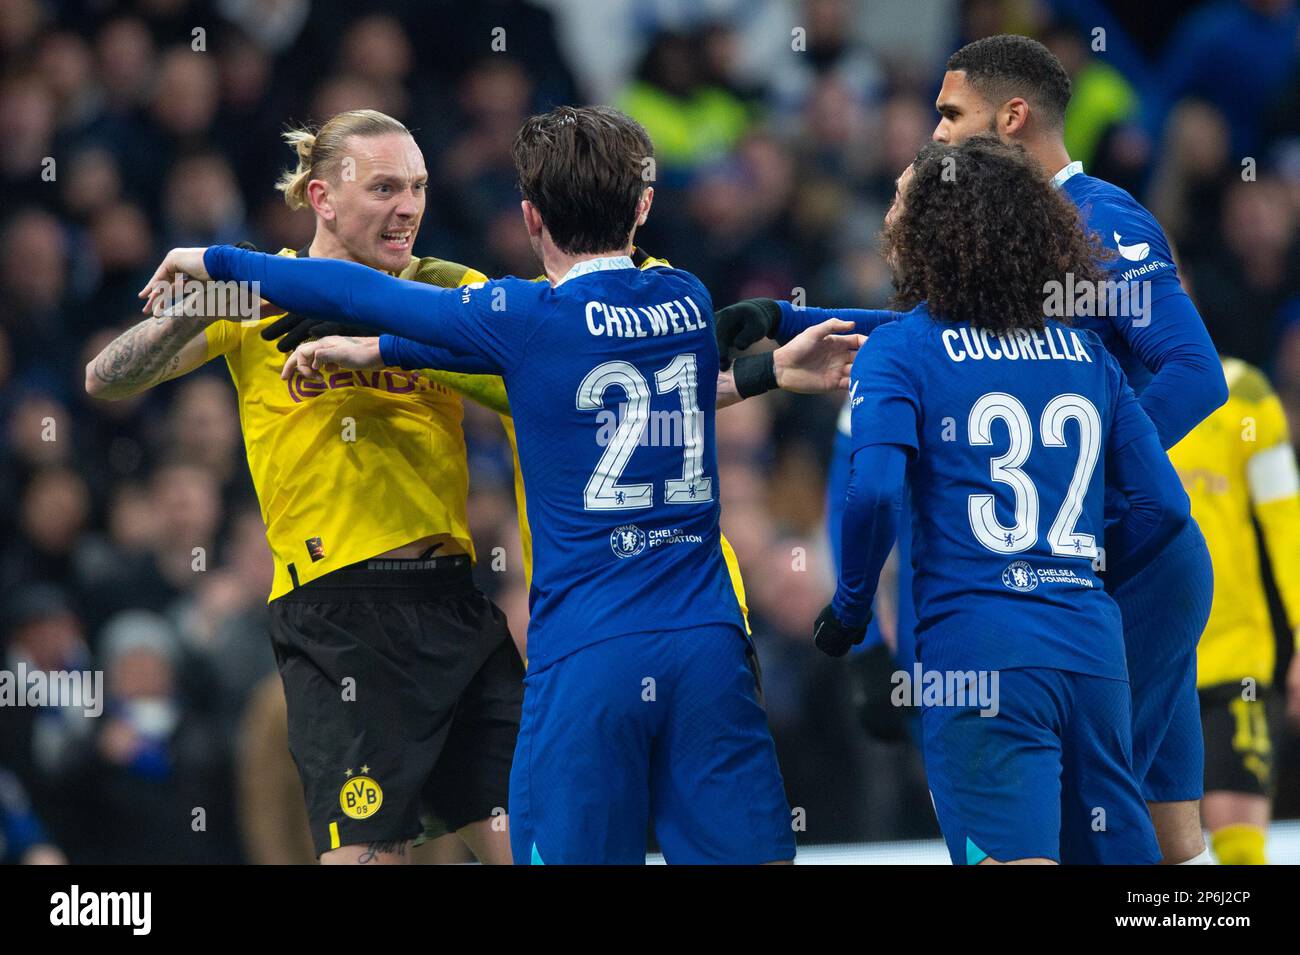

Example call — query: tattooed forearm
[88,309,213,398]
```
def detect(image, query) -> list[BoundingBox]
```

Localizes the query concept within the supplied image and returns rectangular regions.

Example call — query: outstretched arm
[86,294,215,400]
[715,297,900,367]
[294,315,864,410]
[716,318,863,408]
[142,246,518,374]
[772,301,900,343]
[94,240,263,399]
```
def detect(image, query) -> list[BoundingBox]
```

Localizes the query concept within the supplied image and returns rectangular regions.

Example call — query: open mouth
[381,229,412,250]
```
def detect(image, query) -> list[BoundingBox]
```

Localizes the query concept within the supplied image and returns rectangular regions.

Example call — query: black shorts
[1199,681,1275,798]
[268,555,523,856]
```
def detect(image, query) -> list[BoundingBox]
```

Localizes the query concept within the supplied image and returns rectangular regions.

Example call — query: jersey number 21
[577,353,713,510]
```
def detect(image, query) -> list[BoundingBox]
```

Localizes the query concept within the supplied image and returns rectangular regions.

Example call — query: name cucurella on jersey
[941,326,1094,364]
[585,295,707,338]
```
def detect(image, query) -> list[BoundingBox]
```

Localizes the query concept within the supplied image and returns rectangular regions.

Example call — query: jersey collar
[1051,160,1084,189]
[557,254,636,286]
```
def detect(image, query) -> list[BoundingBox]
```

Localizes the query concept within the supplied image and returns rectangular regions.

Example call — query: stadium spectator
[1158,0,1300,157]
[0,585,96,848]
[619,30,752,177]
[57,610,240,864]
[1148,100,1233,264]
[1188,176,1300,375]
[0,210,79,392]
[0,767,66,865]
[1042,19,1139,170]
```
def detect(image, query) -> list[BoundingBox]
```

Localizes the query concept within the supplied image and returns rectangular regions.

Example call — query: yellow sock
[1211,824,1267,865]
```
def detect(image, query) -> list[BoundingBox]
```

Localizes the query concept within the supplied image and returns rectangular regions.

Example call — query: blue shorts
[509,625,795,864]
[923,667,1159,865]
[1111,519,1212,803]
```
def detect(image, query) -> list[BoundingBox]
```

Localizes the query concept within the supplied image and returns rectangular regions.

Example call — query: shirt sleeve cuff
[378,334,404,368]
[776,299,802,344]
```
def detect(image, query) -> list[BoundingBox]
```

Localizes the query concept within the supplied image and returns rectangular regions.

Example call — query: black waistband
[277,554,474,601]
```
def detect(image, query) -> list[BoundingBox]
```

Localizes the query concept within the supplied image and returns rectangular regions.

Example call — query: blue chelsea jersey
[383,259,746,669]
[848,308,1162,678]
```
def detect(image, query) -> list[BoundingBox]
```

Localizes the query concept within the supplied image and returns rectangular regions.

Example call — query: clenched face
[317,132,427,272]
[932,70,1000,145]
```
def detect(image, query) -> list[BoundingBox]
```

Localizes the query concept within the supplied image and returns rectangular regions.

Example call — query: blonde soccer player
[88,110,524,864]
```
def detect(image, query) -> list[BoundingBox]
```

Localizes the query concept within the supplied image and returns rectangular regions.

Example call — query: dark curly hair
[881,137,1109,333]
[948,34,1072,131]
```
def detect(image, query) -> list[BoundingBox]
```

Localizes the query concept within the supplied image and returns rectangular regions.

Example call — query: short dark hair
[882,137,1107,333]
[512,105,654,254]
[947,34,1072,131]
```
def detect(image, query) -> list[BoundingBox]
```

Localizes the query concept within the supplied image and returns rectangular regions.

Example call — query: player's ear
[635,187,654,226]
[1002,97,1030,138]
[307,178,335,222]
[521,200,544,239]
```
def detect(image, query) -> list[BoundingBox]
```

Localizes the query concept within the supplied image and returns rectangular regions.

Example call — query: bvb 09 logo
[340,776,383,819]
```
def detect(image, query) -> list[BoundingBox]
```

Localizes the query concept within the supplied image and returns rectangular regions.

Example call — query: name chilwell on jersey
[584,295,708,338]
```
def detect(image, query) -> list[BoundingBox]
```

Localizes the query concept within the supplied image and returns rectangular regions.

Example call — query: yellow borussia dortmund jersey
[206,249,493,600]
[1168,358,1300,686]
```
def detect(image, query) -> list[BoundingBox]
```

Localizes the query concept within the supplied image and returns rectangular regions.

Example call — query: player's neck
[1025,137,1073,182]
[307,229,359,266]
[539,238,633,286]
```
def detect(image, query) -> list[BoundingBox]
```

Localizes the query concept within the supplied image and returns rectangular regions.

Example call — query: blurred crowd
[1,0,1299,863]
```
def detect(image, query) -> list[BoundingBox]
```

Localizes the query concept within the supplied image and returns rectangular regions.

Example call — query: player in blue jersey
[814,137,1189,864]
[139,106,864,865]
[718,34,1228,864]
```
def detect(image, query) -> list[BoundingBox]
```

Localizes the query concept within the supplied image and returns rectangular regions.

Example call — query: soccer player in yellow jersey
[86,109,524,865]
[1168,357,1300,864]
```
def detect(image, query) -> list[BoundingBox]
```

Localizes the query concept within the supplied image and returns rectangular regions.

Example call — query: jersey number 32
[968,391,1101,559]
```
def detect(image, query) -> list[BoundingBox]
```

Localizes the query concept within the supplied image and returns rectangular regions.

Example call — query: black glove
[250,241,378,351]
[715,298,782,370]
[845,642,912,743]
[812,603,869,658]
[259,313,375,353]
